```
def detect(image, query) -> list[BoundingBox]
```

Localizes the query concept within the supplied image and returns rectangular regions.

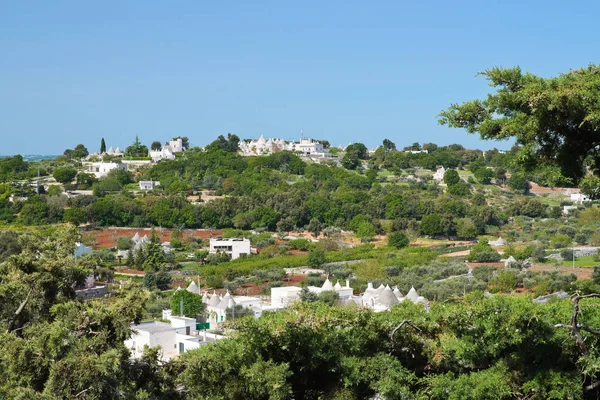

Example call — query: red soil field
[83,228,223,249]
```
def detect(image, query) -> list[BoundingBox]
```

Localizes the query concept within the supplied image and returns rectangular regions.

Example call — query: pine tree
[100,137,106,153]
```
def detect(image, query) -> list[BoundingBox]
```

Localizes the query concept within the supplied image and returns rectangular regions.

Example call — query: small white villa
[139,180,160,190]
[149,138,184,162]
[125,314,224,361]
[209,238,252,260]
[84,161,127,178]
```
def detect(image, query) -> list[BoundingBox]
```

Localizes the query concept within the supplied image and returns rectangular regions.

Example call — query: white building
[270,279,353,308]
[238,135,331,158]
[125,315,223,361]
[570,193,590,204]
[200,289,269,329]
[84,161,127,178]
[209,238,251,260]
[294,137,325,156]
[361,283,428,312]
[149,138,184,162]
[139,180,160,190]
[238,135,288,156]
[85,146,124,160]
[488,237,507,247]
[116,232,148,259]
[433,166,446,182]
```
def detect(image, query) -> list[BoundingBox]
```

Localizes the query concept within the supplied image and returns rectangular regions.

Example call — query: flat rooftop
[130,322,173,334]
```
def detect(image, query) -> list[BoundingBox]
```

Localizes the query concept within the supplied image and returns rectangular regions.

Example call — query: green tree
[345,143,368,159]
[100,137,106,153]
[474,167,493,184]
[151,141,162,151]
[72,144,89,159]
[307,248,326,267]
[63,208,88,226]
[388,231,409,249]
[421,213,443,236]
[307,218,324,238]
[580,175,600,200]
[356,221,376,241]
[171,289,204,318]
[508,173,530,194]
[382,139,396,152]
[143,229,165,271]
[439,64,600,182]
[125,135,149,158]
[53,167,77,184]
[455,218,478,239]
[317,290,339,306]
[76,172,97,189]
[443,169,460,185]
[341,151,361,170]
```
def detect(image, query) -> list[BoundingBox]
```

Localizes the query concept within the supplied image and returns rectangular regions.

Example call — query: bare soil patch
[83,228,223,249]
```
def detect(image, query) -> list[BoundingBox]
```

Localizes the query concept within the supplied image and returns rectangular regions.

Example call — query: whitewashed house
[125,315,223,361]
[84,161,127,178]
[139,180,160,190]
[149,138,184,162]
[209,238,252,260]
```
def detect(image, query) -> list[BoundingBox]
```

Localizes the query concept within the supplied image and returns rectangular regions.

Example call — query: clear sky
[1,0,599,155]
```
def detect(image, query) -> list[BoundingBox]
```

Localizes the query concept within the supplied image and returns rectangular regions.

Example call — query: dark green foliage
[0,231,20,262]
[100,137,106,153]
[53,167,77,184]
[171,289,204,318]
[125,135,149,158]
[508,173,530,194]
[308,248,326,267]
[440,65,600,182]
[443,169,460,185]
[468,240,501,262]
[388,231,409,249]
[317,290,339,306]
[420,213,443,236]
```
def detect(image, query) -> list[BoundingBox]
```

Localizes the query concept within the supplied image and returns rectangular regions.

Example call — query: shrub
[388,231,409,249]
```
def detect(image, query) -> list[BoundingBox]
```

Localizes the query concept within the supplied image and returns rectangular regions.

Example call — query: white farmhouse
[149,138,184,162]
[84,161,127,178]
[125,315,223,361]
[209,238,251,260]
[139,180,160,190]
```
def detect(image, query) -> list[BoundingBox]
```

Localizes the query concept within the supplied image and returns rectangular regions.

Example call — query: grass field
[560,255,598,268]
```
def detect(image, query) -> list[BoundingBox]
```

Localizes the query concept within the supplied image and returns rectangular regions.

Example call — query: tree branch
[8,289,32,333]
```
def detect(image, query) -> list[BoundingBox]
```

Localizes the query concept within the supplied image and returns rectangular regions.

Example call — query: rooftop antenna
[300,129,304,140]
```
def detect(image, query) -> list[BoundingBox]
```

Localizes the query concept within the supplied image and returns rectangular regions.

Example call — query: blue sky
[1,0,598,155]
